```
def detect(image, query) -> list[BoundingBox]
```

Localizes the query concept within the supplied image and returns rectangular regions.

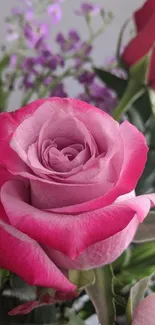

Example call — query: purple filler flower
[9,54,18,68]
[47,3,62,25]
[68,30,80,42]
[24,22,49,48]
[75,2,101,16]
[50,83,68,98]
[78,71,95,84]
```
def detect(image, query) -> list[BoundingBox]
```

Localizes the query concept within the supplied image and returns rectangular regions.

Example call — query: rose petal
[1,180,155,260]
[122,11,155,67]
[9,301,40,316]
[132,293,155,325]
[45,216,139,269]
[51,120,148,214]
[0,219,76,291]
[0,99,49,173]
[134,0,155,32]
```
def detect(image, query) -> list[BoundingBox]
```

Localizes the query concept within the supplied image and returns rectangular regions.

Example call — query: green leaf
[148,88,155,117]
[86,266,116,325]
[130,242,155,267]
[68,269,95,292]
[0,87,9,112]
[66,308,85,325]
[133,212,155,243]
[0,55,10,75]
[133,90,152,123]
[113,79,145,121]
[113,54,151,121]
[126,274,154,325]
[0,269,9,290]
[130,54,151,85]
[0,55,10,111]
[94,68,127,98]
[127,107,145,132]
[136,150,155,195]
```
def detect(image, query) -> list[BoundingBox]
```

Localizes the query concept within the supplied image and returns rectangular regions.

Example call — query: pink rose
[0,98,155,300]
[132,293,155,325]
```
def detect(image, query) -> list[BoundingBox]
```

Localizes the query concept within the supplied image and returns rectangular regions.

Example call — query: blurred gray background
[0,0,145,107]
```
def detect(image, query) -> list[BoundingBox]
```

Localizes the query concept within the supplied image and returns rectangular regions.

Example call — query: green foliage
[86,266,116,325]
[69,269,95,292]
[126,273,154,325]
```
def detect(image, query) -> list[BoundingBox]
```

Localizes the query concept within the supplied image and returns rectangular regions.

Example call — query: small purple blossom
[81,42,92,56]
[22,57,39,76]
[23,73,36,89]
[38,51,64,70]
[56,32,72,52]
[78,80,117,113]
[77,92,92,103]
[75,2,101,16]
[24,22,49,48]
[50,83,68,98]
[78,71,95,84]
[89,81,117,113]
[47,3,62,25]
[68,30,80,43]
[9,54,18,68]
[43,77,53,86]
[25,8,34,21]
[56,30,82,53]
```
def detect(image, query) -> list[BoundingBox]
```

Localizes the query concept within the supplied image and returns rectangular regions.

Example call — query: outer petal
[132,293,155,325]
[45,217,139,270]
[122,11,155,67]
[10,99,49,124]
[1,180,155,260]
[0,99,51,173]
[0,219,76,292]
[134,0,155,32]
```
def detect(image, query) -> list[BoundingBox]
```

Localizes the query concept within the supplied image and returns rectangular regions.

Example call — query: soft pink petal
[10,101,57,163]
[27,113,94,175]
[10,98,49,124]
[51,120,148,214]
[0,99,50,173]
[0,219,76,292]
[9,301,40,316]
[45,217,139,269]
[1,180,155,260]
[132,293,155,325]
[118,121,148,191]
[30,178,114,209]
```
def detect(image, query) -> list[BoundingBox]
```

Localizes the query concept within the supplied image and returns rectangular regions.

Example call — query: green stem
[113,79,145,121]
[86,266,115,325]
